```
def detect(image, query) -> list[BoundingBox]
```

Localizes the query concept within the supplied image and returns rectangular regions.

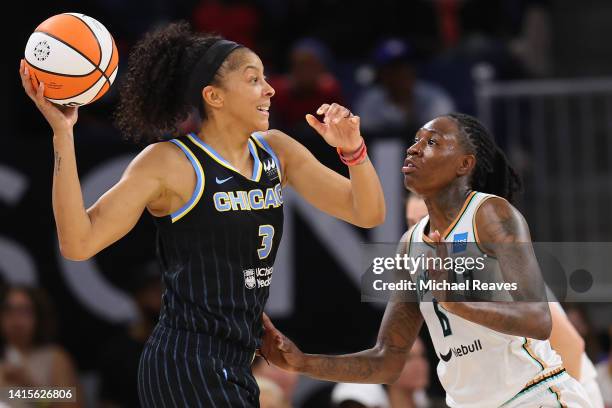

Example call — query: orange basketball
[24,13,119,107]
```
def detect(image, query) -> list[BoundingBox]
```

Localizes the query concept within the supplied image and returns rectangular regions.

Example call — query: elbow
[59,242,93,261]
[372,345,403,384]
[355,208,386,229]
[533,310,553,340]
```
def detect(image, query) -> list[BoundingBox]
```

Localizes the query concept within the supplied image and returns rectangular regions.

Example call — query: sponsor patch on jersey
[453,232,468,253]
[244,269,256,289]
[439,339,483,362]
[243,267,273,289]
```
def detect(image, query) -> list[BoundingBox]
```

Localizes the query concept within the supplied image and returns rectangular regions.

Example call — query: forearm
[347,157,385,227]
[301,347,398,384]
[52,132,92,257]
[441,301,551,340]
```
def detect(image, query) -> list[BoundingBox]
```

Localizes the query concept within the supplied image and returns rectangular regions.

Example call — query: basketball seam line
[62,13,103,68]
[33,30,111,85]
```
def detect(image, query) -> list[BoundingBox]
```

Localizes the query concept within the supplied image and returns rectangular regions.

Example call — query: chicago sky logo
[439,339,483,362]
[453,232,468,253]
[263,159,279,181]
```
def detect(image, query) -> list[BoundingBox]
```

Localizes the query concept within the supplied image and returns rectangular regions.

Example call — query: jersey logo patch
[263,159,279,181]
[453,232,468,253]
[216,176,233,184]
[244,269,256,289]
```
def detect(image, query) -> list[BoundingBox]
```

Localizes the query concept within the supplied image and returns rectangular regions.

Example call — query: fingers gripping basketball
[24,13,119,106]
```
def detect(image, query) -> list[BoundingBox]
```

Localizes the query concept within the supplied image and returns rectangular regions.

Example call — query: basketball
[24,13,118,107]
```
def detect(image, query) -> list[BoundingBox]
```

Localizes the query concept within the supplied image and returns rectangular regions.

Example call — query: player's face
[219,51,275,133]
[403,116,471,195]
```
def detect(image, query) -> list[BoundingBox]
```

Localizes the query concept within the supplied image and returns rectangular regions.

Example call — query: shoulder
[475,196,530,244]
[126,141,192,179]
[257,129,304,157]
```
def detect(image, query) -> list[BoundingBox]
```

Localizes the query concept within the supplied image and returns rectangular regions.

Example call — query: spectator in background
[252,356,299,402]
[98,261,162,408]
[355,38,455,136]
[0,286,82,407]
[256,376,292,408]
[331,383,389,408]
[595,324,612,407]
[269,38,345,134]
[387,338,430,408]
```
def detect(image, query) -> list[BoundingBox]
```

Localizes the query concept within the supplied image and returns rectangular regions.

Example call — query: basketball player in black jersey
[19,22,385,407]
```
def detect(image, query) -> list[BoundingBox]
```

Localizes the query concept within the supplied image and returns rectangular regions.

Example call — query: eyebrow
[243,65,262,73]
[417,127,444,137]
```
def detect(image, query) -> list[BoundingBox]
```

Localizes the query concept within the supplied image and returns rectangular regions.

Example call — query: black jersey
[152,132,284,355]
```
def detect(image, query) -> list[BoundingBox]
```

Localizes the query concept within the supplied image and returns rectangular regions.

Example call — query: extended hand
[260,313,305,372]
[305,103,362,152]
[19,59,78,134]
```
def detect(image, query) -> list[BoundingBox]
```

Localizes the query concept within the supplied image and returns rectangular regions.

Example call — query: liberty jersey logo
[453,232,468,253]
[263,159,279,181]
[244,269,256,289]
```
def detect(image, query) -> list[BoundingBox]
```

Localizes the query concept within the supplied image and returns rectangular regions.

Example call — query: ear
[457,154,476,177]
[202,85,224,109]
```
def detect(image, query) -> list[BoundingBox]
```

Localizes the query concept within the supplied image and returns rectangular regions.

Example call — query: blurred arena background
[4,0,612,406]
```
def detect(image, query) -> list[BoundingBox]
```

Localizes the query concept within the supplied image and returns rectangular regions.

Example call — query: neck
[423,182,472,236]
[197,117,253,174]
[387,385,416,408]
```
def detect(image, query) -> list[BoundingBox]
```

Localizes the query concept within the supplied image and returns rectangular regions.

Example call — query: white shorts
[502,374,593,408]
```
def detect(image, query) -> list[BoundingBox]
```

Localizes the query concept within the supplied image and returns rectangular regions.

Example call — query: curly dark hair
[446,113,523,203]
[115,21,250,144]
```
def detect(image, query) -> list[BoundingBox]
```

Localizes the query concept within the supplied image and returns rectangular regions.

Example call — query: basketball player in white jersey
[261,114,592,407]
[408,193,604,407]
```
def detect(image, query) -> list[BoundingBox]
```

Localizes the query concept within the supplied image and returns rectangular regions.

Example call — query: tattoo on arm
[305,301,423,383]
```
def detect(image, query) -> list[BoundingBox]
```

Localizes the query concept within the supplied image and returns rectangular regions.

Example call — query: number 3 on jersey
[257,225,275,259]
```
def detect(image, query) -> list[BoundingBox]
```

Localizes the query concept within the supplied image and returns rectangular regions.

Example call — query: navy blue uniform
[138,132,284,407]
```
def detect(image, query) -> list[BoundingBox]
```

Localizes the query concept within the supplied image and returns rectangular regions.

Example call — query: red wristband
[337,140,368,166]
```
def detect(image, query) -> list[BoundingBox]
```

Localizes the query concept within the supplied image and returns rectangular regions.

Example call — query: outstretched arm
[261,232,422,383]
[439,197,552,340]
[262,300,422,384]
[264,103,385,228]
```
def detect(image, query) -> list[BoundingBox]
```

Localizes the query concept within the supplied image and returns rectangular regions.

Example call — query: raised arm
[264,103,385,228]
[439,197,552,340]
[20,60,175,261]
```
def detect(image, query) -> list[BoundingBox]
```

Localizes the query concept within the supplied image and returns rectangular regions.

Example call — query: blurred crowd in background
[5,0,612,406]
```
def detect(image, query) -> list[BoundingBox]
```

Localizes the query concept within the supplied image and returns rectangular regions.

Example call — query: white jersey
[407,191,564,408]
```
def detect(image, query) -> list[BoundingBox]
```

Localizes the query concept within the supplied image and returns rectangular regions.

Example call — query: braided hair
[446,113,522,203]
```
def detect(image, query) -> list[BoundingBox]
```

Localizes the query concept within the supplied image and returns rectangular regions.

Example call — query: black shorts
[138,324,259,407]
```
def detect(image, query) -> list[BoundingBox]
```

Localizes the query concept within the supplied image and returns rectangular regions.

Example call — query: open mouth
[402,158,418,173]
[257,105,270,115]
